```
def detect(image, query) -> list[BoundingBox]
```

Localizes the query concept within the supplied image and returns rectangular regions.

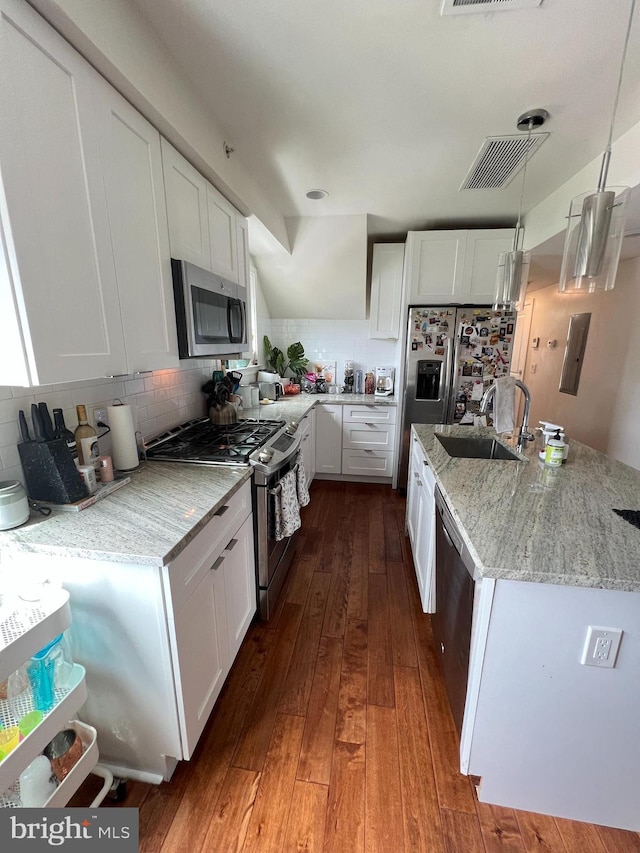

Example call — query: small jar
[98,455,114,483]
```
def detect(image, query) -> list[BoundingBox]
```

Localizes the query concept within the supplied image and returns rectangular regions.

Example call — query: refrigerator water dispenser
[416,361,442,400]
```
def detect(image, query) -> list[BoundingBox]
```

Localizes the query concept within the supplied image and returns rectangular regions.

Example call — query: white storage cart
[0,585,113,807]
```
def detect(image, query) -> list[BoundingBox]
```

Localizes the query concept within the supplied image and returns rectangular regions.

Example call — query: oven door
[253,450,302,620]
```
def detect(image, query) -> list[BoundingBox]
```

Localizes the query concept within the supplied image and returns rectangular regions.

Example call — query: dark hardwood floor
[75,480,640,852]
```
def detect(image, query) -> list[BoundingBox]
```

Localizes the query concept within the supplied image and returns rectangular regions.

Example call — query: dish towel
[296,455,310,508]
[492,376,516,434]
[270,470,301,541]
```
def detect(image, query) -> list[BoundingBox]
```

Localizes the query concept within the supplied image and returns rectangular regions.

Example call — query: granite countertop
[0,393,398,569]
[412,424,640,593]
[0,462,251,568]
[239,392,398,423]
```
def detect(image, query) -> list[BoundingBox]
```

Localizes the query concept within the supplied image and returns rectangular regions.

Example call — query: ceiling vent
[441,0,543,15]
[460,133,548,191]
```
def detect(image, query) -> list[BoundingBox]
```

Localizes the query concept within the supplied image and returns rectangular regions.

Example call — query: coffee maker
[374,366,395,397]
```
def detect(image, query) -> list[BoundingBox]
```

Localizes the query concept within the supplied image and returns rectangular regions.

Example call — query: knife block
[18,440,88,503]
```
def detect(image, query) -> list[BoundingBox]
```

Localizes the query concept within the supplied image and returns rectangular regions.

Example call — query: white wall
[253,215,368,320]
[0,361,219,487]
[522,257,640,470]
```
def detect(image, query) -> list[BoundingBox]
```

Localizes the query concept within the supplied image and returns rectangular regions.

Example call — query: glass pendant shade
[493,249,530,311]
[558,187,628,293]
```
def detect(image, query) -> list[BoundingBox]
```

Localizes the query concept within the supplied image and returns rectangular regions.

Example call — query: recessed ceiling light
[306,189,328,200]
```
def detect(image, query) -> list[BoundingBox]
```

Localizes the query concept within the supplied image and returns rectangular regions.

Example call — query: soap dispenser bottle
[544,429,565,467]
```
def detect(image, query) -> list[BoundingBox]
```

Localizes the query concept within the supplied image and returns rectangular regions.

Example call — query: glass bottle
[52,408,78,466]
[74,405,99,469]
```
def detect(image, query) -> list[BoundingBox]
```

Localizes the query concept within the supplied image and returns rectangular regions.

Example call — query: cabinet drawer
[341,449,394,477]
[166,480,252,612]
[342,404,397,424]
[342,422,396,450]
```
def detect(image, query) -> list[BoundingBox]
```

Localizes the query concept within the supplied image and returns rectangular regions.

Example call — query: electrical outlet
[581,626,623,668]
[93,408,108,427]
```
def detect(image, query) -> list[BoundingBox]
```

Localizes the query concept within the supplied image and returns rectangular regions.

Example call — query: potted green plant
[263,336,308,384]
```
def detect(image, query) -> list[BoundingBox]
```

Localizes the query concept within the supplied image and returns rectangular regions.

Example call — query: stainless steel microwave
[171,258,247,358]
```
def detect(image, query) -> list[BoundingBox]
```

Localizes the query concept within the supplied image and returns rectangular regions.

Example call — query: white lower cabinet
[315,404,343,475]
[406,432,436,612]
[315,403,397,480]
[298,409,316,486]
[164,483,255,759]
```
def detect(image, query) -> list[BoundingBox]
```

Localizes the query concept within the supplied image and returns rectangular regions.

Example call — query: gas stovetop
[145,417,286,465]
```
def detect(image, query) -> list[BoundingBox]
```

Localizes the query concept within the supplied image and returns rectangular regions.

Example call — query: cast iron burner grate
[613,509,640,530]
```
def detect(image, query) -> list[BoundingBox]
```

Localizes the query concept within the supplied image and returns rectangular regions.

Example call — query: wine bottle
[74,405,99,469]
[53,408,78,467]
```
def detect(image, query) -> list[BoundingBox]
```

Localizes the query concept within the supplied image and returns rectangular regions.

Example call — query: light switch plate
[581,626,623,668]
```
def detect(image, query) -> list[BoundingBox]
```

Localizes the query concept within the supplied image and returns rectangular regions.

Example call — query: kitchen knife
[18,409,32,443]
[38,402,54,440]
[31,403,46,442]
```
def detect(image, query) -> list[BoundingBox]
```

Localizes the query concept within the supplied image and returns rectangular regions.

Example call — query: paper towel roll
[107,404,139,471]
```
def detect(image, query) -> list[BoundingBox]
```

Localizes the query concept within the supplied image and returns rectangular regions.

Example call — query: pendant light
[493,109,548,311]
[558,0,636,294]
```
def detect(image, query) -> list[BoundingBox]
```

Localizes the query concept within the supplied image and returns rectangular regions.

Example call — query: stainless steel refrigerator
[399,306,517,488]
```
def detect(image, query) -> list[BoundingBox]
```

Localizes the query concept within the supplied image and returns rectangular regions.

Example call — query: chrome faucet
[480,380,534,449]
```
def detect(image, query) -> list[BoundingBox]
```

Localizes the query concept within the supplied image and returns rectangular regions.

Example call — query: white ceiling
[129,0,640,240]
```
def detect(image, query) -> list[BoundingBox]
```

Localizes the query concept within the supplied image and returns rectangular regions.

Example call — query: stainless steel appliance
[145,416,303,620]
[171,258,247,358]
[399,306,516,488]
[374,366,395,397]
[432,487,476,736]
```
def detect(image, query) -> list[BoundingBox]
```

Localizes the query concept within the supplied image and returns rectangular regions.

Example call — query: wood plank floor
[75,481,640,852]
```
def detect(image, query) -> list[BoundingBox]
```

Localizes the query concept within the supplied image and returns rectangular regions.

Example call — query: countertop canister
[0,480,29,530]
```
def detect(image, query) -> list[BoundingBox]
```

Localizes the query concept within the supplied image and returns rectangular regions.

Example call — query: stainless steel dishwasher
[432,487,476,736]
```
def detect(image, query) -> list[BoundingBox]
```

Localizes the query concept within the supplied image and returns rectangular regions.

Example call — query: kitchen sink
[435,434,520,461]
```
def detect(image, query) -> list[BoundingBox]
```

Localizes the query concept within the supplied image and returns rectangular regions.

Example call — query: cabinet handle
[214,504,229,517]
[440,642,445,655]
[416,479,422,487]
[133,370,153,376]
[441,523,454,548]
[104,373,130,378]
[225,538,238,551]
[210,555,225,571]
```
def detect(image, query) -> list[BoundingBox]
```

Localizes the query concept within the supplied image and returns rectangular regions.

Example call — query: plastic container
[0,726,20,758]
[19,755,57,806]
[28,633,74,713]
[544,430,565,467]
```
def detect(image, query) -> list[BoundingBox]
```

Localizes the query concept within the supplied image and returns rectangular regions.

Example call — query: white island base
[463,577,640,831]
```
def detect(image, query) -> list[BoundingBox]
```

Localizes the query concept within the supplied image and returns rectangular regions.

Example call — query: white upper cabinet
[206,183,238,282]
[0,0,126,385]
[161,138,211,271]
[97,82,178,373]
[236,214,250,290]
[161,139,241,284]
[404,229,514,305]
[369,243,404,340]
[461,229,515,304]
[405,231,467,304]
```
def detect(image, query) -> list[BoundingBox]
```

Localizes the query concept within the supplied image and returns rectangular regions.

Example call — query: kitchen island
[411,424,640,830]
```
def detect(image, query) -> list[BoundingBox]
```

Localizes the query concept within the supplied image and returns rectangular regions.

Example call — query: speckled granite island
[408,424,640,831]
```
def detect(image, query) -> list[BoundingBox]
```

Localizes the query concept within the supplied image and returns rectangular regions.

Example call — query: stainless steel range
[145,417,303,620]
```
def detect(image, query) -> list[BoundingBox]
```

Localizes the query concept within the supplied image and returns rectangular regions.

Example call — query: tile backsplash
[0,360,219,486]
[267,319,401,381]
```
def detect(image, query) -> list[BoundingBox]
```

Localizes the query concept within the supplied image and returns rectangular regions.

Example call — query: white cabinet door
[300,415,315,488]
[236,215,250,289]
[404,231,467,304]
[222,514,256,662]
[315,404,343,474]
[369,243,404,339]
[172,558,229,758]
[413,454,436,613]
[161,138,211,270]
[0,0,126,385]
[461,229,515,304]
[207,183,238,282]
[98,83,178,373]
